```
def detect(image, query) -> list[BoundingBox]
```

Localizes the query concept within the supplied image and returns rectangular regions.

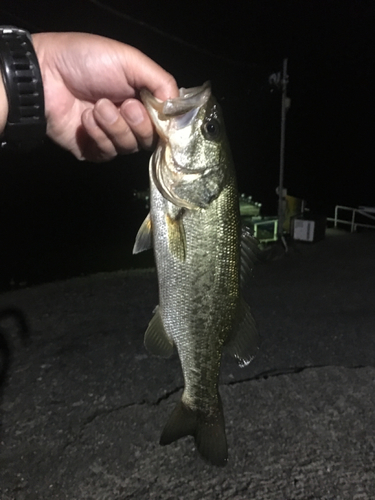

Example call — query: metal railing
[327,205,375,232]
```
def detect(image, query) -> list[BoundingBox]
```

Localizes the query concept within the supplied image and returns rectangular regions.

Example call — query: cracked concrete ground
[0,229,374,499]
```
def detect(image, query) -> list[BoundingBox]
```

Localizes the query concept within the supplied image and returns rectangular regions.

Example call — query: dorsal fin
[224,227,260,366]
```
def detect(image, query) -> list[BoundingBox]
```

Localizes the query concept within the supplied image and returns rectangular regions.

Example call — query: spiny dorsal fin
[133,213,153,254]
[144,306,174,358]
[166,211,186,262]
[225,298,260,367]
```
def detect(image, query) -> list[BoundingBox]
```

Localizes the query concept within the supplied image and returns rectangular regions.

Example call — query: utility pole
[277,58,289,249]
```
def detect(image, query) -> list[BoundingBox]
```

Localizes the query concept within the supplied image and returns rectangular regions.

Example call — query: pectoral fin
[166,211,186,262]
[225,298,260,367]
[144,306,174,358]
[133,213,153,254]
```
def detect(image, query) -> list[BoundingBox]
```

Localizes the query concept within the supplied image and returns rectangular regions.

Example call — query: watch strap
[0,26,46,149]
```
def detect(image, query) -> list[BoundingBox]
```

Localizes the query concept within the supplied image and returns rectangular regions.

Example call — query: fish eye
[202,118,220,140]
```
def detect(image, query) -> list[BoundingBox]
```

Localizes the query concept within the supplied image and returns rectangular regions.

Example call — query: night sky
[0,0,374,288]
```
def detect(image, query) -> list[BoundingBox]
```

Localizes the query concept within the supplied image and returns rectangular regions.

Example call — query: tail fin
[160,397,228,467]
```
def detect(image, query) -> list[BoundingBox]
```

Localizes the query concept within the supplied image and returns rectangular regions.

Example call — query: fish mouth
[163,81,211,117]
[140,82,212,137]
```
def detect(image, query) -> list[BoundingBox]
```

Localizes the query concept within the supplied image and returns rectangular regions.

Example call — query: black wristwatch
[0,26,46,150]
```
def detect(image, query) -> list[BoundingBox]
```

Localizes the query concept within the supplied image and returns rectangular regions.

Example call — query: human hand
[32,32,178,161]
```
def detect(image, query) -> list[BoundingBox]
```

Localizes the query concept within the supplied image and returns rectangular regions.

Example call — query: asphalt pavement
[0,229,374,499]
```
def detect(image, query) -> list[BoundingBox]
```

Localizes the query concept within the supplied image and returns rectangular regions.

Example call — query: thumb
[122,45,179,101]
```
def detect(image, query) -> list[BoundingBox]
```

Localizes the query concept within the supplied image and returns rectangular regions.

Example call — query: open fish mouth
[162,81,211,117]
[140,82,212,136]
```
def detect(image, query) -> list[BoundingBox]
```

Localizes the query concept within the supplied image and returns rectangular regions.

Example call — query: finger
[81,108,118,162]
[93,98,143,154]
[120,99,156,150]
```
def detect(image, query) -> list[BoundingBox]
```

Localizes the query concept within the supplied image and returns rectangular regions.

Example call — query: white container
[293,219,315,242]
[292,215,326,243]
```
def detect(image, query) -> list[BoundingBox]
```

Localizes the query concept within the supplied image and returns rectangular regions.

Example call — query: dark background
[0,0,374,290]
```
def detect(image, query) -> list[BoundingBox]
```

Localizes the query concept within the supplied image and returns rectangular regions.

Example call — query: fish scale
[157,188,238,401]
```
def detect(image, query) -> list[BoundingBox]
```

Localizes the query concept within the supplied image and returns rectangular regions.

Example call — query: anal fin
[225,298,260,367]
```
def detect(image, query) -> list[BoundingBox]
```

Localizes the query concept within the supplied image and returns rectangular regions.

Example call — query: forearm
[0,75,8,136]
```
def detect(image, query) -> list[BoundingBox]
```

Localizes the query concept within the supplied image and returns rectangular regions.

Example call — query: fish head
[141,82,233,209]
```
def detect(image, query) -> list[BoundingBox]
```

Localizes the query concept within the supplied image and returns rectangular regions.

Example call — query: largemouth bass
[133,82,259,466]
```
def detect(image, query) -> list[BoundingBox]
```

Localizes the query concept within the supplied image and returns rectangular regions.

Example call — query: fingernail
[84,109,97,129]
[96,99,119,124]
[122,100,144,126]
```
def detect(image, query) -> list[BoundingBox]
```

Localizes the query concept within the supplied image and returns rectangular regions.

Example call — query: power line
[86,0,257,68]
